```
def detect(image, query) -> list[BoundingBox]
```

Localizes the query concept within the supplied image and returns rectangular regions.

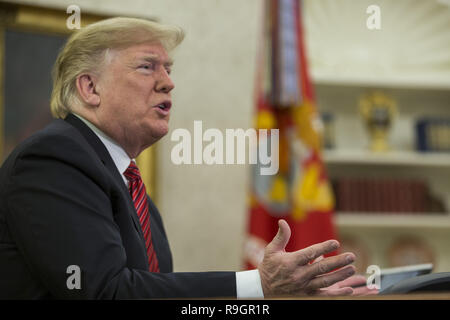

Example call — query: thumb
[266,219,291,254]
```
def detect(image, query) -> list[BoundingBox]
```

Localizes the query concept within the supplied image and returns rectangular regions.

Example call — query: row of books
[415,118,450,152]
[333,177,446,214]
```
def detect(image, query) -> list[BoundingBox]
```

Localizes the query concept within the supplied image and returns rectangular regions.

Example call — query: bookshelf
[303,0,450,274]
[336,213,450,230]
[314,79,450,273]
[312,72,450,92]
[324,150,450,168]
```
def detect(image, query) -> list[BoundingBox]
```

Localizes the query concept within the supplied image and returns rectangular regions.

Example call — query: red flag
[244,0,337,270]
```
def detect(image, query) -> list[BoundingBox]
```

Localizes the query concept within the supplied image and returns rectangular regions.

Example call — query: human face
[94,42,174,158]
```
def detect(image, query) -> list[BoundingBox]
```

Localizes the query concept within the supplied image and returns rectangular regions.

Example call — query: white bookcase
[302,0,450,275]
[314,77,450,273]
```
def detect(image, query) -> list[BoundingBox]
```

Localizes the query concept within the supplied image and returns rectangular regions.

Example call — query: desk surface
[272,292,450,300]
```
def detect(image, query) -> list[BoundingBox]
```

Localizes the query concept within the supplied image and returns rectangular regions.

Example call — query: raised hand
[258,219,357,297]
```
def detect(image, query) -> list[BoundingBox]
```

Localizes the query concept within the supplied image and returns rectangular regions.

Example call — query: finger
[336,274,380,296]
[352,286,379,296]
[308,265,356,291]
[309,255,324,265]
[294,240,340,266]
[306,252,355,278]
[317,287,354,296]
[336,274,367,288]
[265,219,291,254]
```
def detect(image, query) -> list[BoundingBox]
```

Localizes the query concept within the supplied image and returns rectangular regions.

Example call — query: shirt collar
[73,113,132,183]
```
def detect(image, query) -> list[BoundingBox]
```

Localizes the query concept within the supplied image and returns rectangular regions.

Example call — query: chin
[150,122,169,142]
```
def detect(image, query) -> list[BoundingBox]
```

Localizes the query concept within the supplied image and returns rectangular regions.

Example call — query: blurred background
[1,0,450,276]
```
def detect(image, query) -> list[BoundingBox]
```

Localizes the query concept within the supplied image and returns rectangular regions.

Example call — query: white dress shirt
[74,114,264,298]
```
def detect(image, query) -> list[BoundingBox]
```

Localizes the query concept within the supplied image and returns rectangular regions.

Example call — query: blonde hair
[50,17,185,118]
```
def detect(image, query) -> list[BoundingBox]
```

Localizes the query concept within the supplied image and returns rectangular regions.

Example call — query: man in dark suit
[0,17,366,299]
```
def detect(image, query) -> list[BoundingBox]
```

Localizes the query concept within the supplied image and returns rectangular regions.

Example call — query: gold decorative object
[359,91,397,152]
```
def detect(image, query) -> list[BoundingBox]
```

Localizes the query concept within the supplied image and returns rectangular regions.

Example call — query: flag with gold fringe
[244,0,337,269]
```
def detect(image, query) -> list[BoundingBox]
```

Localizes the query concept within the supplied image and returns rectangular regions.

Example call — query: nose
[155,69,174,94]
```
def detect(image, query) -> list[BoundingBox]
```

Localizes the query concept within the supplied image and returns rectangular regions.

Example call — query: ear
[75,74,101,107]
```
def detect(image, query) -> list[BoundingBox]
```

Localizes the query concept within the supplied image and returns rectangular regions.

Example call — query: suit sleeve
[5,137,236,299]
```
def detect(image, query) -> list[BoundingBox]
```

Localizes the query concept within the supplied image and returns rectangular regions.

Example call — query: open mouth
[155,101,172,111]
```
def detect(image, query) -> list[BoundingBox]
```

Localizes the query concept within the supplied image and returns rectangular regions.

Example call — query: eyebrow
[139,54,174,67]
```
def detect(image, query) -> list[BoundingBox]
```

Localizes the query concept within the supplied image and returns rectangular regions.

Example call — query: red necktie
[124,161,159,272]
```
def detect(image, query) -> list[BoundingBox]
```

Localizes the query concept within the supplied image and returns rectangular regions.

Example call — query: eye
[138,62,156,71]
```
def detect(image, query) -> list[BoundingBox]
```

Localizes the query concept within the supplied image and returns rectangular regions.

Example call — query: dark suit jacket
[0,114,236,299]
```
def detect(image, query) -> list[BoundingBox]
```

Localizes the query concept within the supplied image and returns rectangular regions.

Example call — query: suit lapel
[64,113,145,239]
